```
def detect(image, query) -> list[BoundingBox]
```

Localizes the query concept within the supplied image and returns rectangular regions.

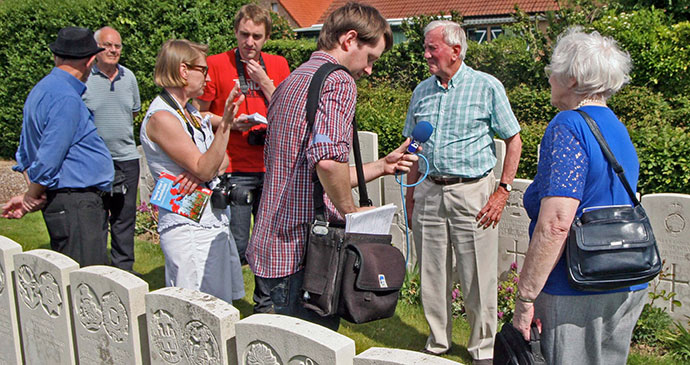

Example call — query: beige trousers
[413,173,498,360]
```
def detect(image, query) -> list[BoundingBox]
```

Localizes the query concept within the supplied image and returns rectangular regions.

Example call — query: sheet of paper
[345,203,397,234]
[246,112,268,124]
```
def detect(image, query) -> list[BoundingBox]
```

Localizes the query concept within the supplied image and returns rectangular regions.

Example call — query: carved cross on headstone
[506,239,526,268]
[660,263,690,313]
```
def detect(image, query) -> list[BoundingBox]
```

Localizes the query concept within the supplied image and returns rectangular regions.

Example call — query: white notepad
[345,203,397,234]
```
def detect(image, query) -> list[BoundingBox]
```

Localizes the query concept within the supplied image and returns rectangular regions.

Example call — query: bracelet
[517,293,535,304]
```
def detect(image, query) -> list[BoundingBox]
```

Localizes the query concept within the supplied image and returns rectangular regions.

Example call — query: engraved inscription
[288,356,318,365]
[665,213,686,235]
[246,342,279,365]
[38,272,62,317]
[152,309,182,363]
[27,317,64,363]
[183,320,220,365]
[17,265,40,309]
[102,291,129,342]
[76,283,102,332]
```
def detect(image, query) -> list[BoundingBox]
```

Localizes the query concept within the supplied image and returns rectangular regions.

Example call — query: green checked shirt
[404,63,520,178]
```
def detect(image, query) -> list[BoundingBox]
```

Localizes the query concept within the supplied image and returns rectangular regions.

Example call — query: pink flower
[498,311,504,319]
[452,288,460,301]
[513,276,520,283]
[137,202,150,213]
[506,286,514,293]
[498,285,503,291]
[510,262,518,270]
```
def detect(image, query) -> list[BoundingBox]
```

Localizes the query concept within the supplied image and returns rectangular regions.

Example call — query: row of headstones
[139,135,690,323]
[0,237,462,365]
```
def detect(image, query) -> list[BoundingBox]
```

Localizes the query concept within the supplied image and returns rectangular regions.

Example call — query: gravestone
[494,138,506,180]
[235,313,355,364]
[146,286,240,365]
[641,193,690,322]
[350,131,382,206]
[138,145,156,204]
[354,347,461,364]
[497,179,533,277]
[382,175,415,268]
[0,236,23,365]
[14,249,79,364]
[70,265,149,364]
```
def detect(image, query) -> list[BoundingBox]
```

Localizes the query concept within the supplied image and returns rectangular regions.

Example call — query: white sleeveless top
[140,95,229,230]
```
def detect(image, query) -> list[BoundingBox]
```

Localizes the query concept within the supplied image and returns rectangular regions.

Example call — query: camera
[247,129,266,145]
[210,175,253,208]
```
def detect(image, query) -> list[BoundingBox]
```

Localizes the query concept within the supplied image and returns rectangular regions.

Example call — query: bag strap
[235,49,268,107]
[529,323,547,363]
[574,109,640,207]
[305,63,372,222]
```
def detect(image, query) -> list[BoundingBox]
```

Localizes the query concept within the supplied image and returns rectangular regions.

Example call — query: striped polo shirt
[83,64,141,161]
[403,63,520,178]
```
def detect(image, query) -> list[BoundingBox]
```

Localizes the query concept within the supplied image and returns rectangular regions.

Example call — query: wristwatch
[499,182,512,192]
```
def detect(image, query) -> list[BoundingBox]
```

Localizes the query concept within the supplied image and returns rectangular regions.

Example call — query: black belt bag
[300,63,405,324]
[566,110,661,291]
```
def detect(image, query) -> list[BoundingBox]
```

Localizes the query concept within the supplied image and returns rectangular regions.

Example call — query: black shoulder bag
[494,323,547,365]
[566,109,662,291]
[300,63,405,324]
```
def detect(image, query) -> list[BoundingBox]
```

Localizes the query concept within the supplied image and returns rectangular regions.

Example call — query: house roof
[317,0,560,23]
[279,0,334,28]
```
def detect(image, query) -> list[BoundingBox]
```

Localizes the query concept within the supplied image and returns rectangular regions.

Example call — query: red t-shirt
[199,49,290,172]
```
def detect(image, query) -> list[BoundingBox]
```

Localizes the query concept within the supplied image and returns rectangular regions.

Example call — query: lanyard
[158,90,207,144]
[235,49,268,107]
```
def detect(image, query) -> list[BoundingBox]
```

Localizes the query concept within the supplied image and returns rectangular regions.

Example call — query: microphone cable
[395,152,430,267]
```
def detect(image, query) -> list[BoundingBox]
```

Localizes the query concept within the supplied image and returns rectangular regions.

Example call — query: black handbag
[566,109,662,291]
[494,323,547,365]
[300,63,405,323]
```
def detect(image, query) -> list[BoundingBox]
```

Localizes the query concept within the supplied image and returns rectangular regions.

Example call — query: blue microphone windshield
[408,121,433,153]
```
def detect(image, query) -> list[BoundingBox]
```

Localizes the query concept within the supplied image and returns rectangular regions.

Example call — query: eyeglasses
[99,42,123,50]
[544,66,552,78]
[185,63,208,77]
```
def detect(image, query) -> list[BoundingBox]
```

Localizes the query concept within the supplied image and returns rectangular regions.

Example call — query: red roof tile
[279,0,334,28]
[317,0,559,23]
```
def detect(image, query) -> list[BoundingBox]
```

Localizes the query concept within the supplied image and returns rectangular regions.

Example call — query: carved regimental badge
[152,309,182,363]
[38,272,62,317]
[75,283,102,332]
[17,265,40,309]
[246,342,279,365]
[183,320,220,365]
[102,291,129,342]
[665,202,686,236]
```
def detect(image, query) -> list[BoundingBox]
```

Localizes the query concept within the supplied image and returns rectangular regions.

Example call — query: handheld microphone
[407,121,433,154]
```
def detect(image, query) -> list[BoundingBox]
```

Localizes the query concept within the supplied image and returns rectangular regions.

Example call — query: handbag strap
[305,63,372,222]
[574,109,640,207]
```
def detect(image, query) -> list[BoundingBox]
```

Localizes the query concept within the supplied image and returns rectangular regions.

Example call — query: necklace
[575,98,606,109]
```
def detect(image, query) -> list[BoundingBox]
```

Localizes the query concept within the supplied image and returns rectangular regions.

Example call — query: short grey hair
[424,20,467,61]
[547,27,632,99]
[94,26,118,43]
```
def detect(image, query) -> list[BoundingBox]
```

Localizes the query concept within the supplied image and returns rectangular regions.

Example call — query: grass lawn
[0,212,681,364]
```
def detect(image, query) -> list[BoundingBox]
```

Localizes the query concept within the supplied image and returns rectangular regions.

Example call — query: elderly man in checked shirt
[247,2,417,330]
[404,20,522,364]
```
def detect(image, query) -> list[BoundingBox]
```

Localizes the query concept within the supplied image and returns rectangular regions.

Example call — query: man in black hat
[2,26,115,267]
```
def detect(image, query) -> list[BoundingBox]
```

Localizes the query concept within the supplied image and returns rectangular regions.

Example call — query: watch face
[501,183,512,192]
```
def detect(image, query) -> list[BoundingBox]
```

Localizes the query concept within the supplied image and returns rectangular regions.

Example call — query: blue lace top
[523,106,647,295]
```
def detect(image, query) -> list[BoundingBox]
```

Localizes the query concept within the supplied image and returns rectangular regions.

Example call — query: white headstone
[0,236,23,365]
[70,265,149,364]
[235,313,355,364]
[138,145,156,204]
[382,175,415,268]
[641,193,690,322]
[354,347,462,364]
[350,131,382,206]
[497,179,533,278]
[494,138,506,179]
[14,249,79,364]
[146,286,240,365]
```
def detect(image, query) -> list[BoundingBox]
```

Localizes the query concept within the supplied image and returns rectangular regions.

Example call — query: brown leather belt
[429,175,481,185]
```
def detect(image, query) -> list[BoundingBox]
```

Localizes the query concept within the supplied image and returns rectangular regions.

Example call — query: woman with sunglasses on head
[140,39,245,303]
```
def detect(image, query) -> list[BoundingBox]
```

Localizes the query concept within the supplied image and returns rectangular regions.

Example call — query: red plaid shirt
[247,52,357,278]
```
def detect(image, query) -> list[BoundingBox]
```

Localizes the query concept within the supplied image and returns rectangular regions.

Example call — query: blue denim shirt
[14,67,113,191]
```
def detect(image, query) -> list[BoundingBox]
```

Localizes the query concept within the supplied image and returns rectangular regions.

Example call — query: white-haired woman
[512,28,646,364]
[140,39,246,303]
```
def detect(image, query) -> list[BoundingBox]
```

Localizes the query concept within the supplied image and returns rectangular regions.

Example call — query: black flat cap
[49,26,105,59]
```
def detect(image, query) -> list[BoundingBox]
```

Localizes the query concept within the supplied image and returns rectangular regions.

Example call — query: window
[271,2,279,12]
[467,28,487,43]
[491,27,504,40]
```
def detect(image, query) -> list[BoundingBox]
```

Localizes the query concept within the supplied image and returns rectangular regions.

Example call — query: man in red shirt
[197,4,290,313]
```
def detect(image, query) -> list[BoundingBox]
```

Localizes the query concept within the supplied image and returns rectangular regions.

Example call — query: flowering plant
[497,262,520,326]
[135,201,159,242]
